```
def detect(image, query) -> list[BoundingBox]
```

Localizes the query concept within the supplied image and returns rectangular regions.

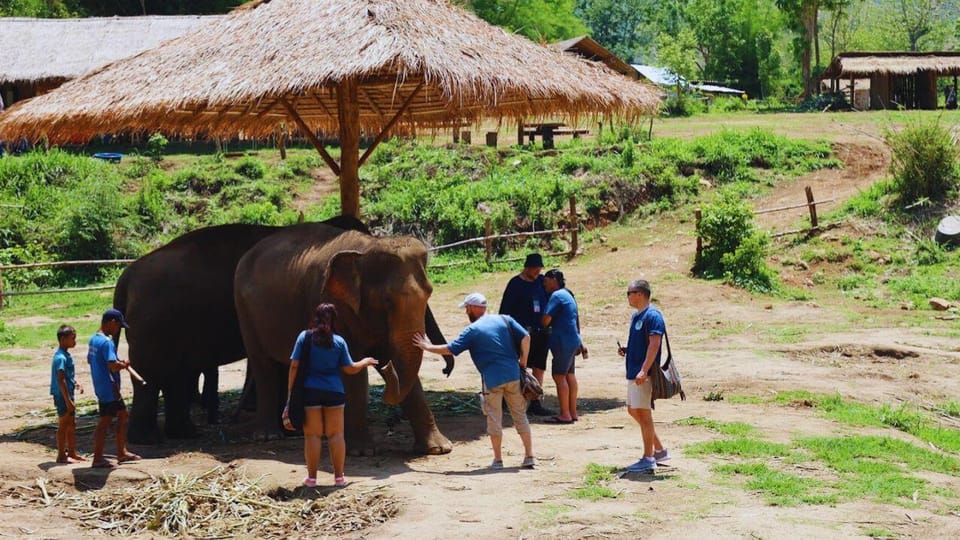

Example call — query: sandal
[91,460,115,469]
[303,477,317,488]
[334,476,346,487]
[117,453,142,463]
[545,416,575,424]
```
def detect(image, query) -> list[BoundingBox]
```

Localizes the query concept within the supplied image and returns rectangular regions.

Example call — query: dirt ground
[2,132,960,539]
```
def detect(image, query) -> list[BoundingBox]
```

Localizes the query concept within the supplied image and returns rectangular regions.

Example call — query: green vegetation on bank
[0,129,837,295]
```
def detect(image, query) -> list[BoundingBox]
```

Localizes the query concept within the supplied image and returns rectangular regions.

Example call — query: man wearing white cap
[414,292,536,470]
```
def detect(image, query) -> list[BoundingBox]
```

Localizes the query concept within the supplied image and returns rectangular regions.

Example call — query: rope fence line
[0,196,580,307]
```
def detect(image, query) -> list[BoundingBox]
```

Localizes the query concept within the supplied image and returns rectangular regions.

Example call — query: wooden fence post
[517,119,525,146]
[568,195,578,258]
[805,186,818,228]
[484,218,493,264]
[695,208,703,269]
[0,268,4,308]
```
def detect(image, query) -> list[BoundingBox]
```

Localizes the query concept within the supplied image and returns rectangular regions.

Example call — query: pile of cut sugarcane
[55,464,399,538]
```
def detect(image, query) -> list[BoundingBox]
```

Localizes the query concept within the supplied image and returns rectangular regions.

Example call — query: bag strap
[662,331,672,370]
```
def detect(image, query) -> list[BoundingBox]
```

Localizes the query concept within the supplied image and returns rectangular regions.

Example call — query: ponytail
[311,303,337,348]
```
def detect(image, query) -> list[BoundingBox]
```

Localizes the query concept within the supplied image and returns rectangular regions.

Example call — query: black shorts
[98,399,126,417]
[303,388,346,408]
[527,331,549,371]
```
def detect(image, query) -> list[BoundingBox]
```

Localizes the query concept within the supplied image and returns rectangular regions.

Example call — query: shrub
[146,133,168,162]
[697,189,777,292]
[234,156,266,180]
[885,119,960,205]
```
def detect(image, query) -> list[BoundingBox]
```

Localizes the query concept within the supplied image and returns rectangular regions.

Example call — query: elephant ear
[321,250,363,317]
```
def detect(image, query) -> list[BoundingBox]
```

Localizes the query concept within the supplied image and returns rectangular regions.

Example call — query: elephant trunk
[375,359,401,405]
[386,325,426,404]
[425,306,455,376]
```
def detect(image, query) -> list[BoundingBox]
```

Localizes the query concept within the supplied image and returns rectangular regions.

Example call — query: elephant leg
[163,372,198,439]
[251,353,285,441]
[342,369,376,456]
[401,378,452,455]
[201,366,219,425]
[128,380,162,444]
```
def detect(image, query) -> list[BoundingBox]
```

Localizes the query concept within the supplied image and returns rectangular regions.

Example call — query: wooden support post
[452,130,460,144]
[805,186,818,228]
[485,132,498,147]
[337,79,361,218]
[568,195,578,259]
[695,208,703,269]
[461,130,471,144]
[517,119,524,146]
[484,218,493,264]
[278,124,287,161]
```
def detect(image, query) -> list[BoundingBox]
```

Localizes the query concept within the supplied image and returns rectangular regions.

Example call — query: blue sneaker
[654,449,671,464]
[626,456,657,473]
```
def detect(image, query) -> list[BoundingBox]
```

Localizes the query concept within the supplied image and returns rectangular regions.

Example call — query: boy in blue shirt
[51,325,85,464]
[88,308,140,468]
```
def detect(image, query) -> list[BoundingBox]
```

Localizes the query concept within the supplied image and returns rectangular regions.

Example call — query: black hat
[524,253,544,268]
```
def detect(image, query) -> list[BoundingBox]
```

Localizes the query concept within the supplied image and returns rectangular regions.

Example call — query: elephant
[114,215,452,444]
[234,223,453,455]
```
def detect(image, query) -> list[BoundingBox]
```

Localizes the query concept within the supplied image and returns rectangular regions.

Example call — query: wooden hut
[820,52,960,110]
[0,16,218,109]
[552,36,643,81]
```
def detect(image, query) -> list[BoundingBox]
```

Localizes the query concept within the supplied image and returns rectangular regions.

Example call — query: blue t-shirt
[625,305,666,380]
[447,314,528,389]
[545,288,581,351]
[290,331,354,394]
[499,275,548,331]
[50,348,76,398]
[87,332,121,402]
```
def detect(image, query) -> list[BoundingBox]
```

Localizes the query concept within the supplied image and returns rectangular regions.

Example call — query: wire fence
[0,197,580,307]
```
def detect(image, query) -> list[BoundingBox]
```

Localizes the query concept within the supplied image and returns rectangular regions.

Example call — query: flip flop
[92,460,115,469]
[545,416,575,424]
[117,453,142,463]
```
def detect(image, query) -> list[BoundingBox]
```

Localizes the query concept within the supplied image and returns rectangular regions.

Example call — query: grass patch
[862,528,897,539]
[685,437,794,459]
[676,416,757,437]
[714,462,837,506]
[761,326,807,344]
[725,394,766,405]
[570,463,620,501]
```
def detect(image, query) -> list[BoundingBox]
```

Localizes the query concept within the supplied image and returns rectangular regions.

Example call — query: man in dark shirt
[499,253,553,416]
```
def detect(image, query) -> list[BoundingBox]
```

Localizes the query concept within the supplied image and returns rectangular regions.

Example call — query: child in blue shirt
[50,325,85,463]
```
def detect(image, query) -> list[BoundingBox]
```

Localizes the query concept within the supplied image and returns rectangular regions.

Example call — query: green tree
[776,0,850,98]
[464,0,589,42]
[0,0,78,16]
[656,27,699,109]
[574,0,650,62]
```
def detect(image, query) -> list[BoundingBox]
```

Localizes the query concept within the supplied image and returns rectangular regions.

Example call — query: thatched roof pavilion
[0,16,218,107]
[0,0,661,217]
[820,52,960,110]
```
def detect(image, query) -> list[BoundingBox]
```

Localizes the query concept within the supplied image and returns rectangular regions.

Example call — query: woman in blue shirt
[283,303,379,488]
[542,269,582,424]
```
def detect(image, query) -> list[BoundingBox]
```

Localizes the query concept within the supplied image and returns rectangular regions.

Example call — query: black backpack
[285,330,312,431]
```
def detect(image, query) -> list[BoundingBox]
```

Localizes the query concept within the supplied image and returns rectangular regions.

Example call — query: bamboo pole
[427,228,566,252]
[0,259,135,271]
[568,195,578,259]
[753,199,834,215]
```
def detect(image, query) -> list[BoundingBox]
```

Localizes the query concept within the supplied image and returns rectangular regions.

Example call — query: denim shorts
[303,388,346,408]
[98,399,126,417]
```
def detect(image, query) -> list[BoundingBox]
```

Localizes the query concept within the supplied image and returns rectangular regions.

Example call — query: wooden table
[522,122,566,149]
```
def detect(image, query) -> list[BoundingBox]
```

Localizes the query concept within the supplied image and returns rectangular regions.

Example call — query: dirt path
[2,136,960,539]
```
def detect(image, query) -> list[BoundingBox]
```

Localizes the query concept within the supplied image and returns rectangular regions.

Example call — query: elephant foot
[413,431,453,455]
[346,433,377,456]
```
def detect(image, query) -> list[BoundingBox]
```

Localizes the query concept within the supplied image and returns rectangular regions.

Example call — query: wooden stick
[126,365,147,386]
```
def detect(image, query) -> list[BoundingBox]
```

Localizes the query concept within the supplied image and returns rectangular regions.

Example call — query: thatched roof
[821,52,960,79]
[0,15,219,85]
[0,0,660,143]
[552,35,641,80]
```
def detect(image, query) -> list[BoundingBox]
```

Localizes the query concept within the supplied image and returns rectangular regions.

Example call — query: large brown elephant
[235,223,453,455]
[114,216,454,444]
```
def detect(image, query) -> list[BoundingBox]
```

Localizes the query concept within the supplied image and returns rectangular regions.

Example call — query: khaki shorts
[483,380,531,437]
[626,379,653,410]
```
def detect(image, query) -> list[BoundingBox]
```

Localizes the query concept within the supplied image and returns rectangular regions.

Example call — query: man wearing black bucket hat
[499,253,554,416]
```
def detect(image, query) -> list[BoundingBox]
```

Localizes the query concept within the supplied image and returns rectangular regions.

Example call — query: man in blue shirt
[415,292,536,470]
[618,280,670,473]
[499,253,553,416]
[88,308,140,468]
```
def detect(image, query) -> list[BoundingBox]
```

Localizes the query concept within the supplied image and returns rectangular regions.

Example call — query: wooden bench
[523,126,590,148]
